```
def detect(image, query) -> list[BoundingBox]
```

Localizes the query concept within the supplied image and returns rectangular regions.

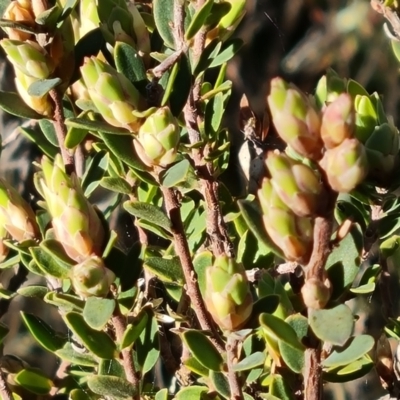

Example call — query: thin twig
[111,289,140,400]
[160,185,225,352]
[226,335,243,400]
[303,190,336,400]
[0,369,12,400]
[49,89,75,175]
[151,51,183,78]
[173,0,234,257]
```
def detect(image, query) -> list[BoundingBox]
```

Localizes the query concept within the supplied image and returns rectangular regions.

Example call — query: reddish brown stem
[226,335,243,400]
[111,298,140,400]
[161,185,225,352]
[49,89,75,175]
[303,201,335,400]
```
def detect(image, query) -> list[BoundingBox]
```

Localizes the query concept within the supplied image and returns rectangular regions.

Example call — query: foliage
[0,0,399,400]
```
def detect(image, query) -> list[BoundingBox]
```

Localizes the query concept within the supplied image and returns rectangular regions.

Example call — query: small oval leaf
[182,330,224,371]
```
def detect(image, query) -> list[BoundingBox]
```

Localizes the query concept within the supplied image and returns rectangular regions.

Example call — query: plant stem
[49,89,75,175]
[160,185,225,352]
[173,0,234,258]
[0,369,12,400]
[303,190,336,400]
[111,291,140,400]
[226,335,243,400]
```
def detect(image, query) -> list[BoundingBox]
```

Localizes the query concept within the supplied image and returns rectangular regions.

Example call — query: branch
[226,335,243,400]
[303,190,337,400]
[371,0,400,40]
[110,288,140,400]
[49,89,75,175]
[160,185,225,352]
[173,0,234,258]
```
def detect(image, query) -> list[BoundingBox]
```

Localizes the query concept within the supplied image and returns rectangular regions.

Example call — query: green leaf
[0,91,43,119]
[44,292,84,312]
[21,312,66,353]
[136,312,160,374]
[35,4,62,28]
[120,312,149,349]
[161,159,199,192]
[210,370,230,398]
[153,0,191,49]
[182,330,224,371]
[205,92,224,136]
[185,0,214,40]
[322,335,375,368]
[309,305,354,346]
[65,126,88,149]
[20,126,58,158]
[184,356,209,376]
[17,285,49,298]
[209,38,243,68]
[194,39,221,76]
[233,351,265,372]
[323,356,373,383]
[175,386,209,400]
[100,177,133,194]
[259,313,305,352]
[63,312,118,359]
[28,78,62,97]
[87,376,136,398]
[30,246,71,279]
[279,314,308,373]
[124,201,172,232]
[83,298,116,330]
[114,42,148,94]
[98,358,125,378]
[14,369,53,395]
[270,374,295,400]
[193,251,213,296]
[326,224,362,299]
[144,256,184,284]
[169,54,191,117]
[82,151,109,196]
[56,342,97,367]
[40,239,75,268]
[155,388,169,400]
[65,118,131,135]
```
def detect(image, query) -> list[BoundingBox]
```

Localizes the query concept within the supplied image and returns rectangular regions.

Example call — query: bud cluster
[260,72,399,264]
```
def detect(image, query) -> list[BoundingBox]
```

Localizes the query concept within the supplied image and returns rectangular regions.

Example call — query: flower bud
[314,69,347,108]
[320,138,369,193]
[301,276,332,309]
[0,39,54,79]
[71,256,115,298]
[320,93,355,149]
[80,57,142,132]
[134,107,180,167]
[266,152,322,217]
[204,255,253,331]
[0,178,39,242]
[14,69,53,116]
[268,77,323,160]
[258,178,313,264]
[39,155,105,262]
[2,1,35,41]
